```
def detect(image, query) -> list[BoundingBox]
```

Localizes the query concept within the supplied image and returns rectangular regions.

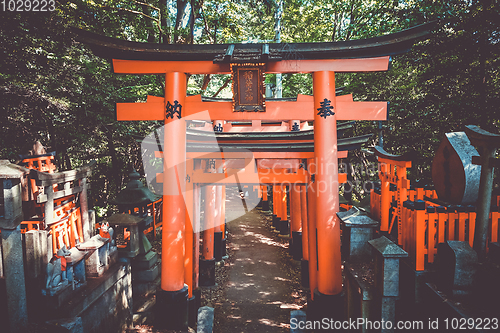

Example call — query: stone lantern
[107,169,161,296]
[112,169,160,217]
[0,160,29,229]
[0,160,30,332]
[109,169,160,256]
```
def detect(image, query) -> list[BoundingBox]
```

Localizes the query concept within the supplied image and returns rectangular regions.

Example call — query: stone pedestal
[155,284,189,331]
[279,219,289,236]
[131,251,160,295]
[272,215,279,229]
[1,226,28,333]
[307,289,344,324]
[436,240,478,296]
[291,231,302,260]
[301,259,309,288]
[345,261,375,333]
[489,242,500,264]
[106,213,159,296]
[339,208,378,261]
[221,236,227,258]
[214,231,223,262]
[0,161,27,230]
[188,288,202,328]
[77,235,114,277]
[197,306,214,333]
[199,258,216,286]
[368,236,408,333]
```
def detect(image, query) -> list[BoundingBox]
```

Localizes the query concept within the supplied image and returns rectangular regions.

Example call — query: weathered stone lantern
[0,160,29,229]
[108,169,161,296]
[0,160,30,332]
[112,169,161,217]
[109,169,160,255]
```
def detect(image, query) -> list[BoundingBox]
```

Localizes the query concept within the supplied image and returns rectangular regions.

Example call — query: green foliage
[1,0,499,207]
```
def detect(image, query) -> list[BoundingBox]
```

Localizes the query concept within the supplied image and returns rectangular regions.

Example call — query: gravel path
[216,191,306,333]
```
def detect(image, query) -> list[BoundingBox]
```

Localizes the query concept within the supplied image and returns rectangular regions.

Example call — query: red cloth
[55,255,67,271]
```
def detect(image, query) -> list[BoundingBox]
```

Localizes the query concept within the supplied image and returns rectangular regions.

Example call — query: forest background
[1,0,499,216]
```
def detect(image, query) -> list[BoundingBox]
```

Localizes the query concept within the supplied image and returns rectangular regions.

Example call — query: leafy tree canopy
[1,0,499,210]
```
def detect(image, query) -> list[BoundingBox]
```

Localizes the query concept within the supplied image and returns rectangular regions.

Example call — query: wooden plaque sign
[231,63,265,112]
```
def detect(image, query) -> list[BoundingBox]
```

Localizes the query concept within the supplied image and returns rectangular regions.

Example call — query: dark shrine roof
[72,22,435,62]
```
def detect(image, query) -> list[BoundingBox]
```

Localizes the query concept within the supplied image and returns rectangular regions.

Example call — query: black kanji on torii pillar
[317,98,335,118]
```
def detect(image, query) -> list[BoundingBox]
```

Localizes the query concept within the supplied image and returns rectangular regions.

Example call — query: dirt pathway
[216,191,306,333]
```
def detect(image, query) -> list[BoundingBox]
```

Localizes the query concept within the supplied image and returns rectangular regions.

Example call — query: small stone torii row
[75,21,434,329]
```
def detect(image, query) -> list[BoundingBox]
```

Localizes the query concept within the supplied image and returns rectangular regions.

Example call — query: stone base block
[77,236,110,277]
[131,250,158,271]
[46,317,84,333]
[400,258,430,308]
[292,231,302,261]
[489,242,500,264]
[345,262,374,331]
[199,258,216,287]
[221,238,227,258]
[301,259,309,288]
[188,288,202,328]
[155,285,188,331]
[132,262,160,282]
[197,306,214,333]
[132,275,160,298]
[279,220,289,235]
[58,263,132,333]
[272,215,279,229]
[214,231,223,262]
[290,310,306,333]
[307,289,344,324]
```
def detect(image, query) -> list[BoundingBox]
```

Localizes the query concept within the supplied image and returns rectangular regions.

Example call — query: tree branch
[212,77,231,98]
[102,5,164,35]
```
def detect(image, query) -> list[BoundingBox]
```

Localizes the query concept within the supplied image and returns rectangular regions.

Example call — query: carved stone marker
[368,236,408,333]
[432,132,481,204]
[436,240,478,296]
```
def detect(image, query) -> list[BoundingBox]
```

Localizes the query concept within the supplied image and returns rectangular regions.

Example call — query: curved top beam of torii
[72,21,435,75]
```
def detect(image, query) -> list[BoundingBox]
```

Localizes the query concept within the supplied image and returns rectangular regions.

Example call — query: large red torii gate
[75,21,434,329]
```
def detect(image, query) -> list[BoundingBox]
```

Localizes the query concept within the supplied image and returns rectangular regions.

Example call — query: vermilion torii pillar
[307,158,318,300]
[200,160,216,286]
[311,71,343,316]
[289,120,303,260]
[300,182,309,287]
[156,72,189,330]
[280,185,288,235]
[213,120,224,262]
